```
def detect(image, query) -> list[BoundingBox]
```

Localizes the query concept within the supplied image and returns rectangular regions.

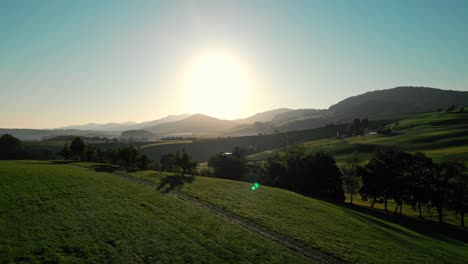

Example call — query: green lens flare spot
[251,186,256,191]
[254,182,259,188]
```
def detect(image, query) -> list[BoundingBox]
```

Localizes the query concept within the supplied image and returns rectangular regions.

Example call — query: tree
[264,155,289,188]
[386,151,413,215]
[446,105,455,112]
[0,134,22,159]
[341,153,362,204]
[58,144,72,160]
[360,150,412,211]
[447,162,468,226]
[108,148,120,164]
[405,153,435,218]
[232,147,247,160]
[96,147,105,163]
[175,150,197,176]
[70,137,86,161]
[118,146,138,168]
[430,162,457,223]
[136,154,151,170]
[160,153,178,172]
[288,151,345,202]
[208,152,249,181]
[84,143,97,162]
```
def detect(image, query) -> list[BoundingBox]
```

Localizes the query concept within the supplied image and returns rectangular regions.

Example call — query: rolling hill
[3,86,467,139]
[229,86,468,136]
[60,114,190,131]
[143,114,238,134]
[0,161,308,263]
[251,108,468,166]
[329,86,468,118]
[3,160,465,263]
[234,108,292,124]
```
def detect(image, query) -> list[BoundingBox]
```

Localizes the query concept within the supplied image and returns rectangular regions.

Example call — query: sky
[1,0,467,129]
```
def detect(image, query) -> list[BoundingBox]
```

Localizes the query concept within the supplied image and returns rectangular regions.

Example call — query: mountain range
[3,86,467,140]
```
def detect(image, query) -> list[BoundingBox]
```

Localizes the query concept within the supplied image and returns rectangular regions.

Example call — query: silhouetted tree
[208,152,249,181]
[402,153,435,218]
[96,147,105,163]
[108,148,119,164]
[84,143,97,162]
[288,151,344,202]
[342,153,362,204]
[118,146,138,167]
[447,162,468,226]
[430,162,456,223]
[264,155,289,187]
[175,150,197,176]
[0,134,22,159]
[160,153,178,172]
[58,144,72,160]
[360,150,411,210]
[70,137,86,161]
[386,151,413,215]
[232,146,247,160]
[136,153,151,170]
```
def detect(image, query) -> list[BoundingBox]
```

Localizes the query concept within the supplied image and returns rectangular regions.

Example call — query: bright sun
[182,51,253,119]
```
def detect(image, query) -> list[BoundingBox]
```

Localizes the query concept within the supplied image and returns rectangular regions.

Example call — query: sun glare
[182,51,253,119]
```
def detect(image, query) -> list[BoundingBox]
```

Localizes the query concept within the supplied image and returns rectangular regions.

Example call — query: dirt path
[110,170,346,264]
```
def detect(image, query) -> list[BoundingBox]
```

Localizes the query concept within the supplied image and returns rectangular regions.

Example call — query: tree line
[3,134,466,226]
[58,137,197,175]
[207,146,345,202]
[205,146,467,226]
[353,150,467,226]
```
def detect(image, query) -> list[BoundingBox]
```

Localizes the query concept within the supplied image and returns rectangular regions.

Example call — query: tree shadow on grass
[156,174,195,193]
[27,160,77,165]
[344,203,468,245]
[91,164,121,173]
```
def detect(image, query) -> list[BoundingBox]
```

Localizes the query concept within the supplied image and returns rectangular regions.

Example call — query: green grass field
[128,169,468,264]
[250,110,468,166]
[0,160,309,264]
[308,111,468,164]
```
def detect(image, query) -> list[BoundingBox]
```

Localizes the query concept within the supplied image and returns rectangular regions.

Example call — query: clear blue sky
[1,0,467,128]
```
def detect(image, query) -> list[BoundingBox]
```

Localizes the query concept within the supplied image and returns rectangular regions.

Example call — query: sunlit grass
[129,168,468,264]
[0,160,309,263]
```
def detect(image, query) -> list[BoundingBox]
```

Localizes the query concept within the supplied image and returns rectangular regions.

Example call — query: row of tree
[207,146,346,202]
[59,137,197,174]
[205,146,467,226]
[342,150,467,226]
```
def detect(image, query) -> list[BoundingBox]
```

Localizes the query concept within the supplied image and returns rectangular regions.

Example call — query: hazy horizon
[1,0,468,129]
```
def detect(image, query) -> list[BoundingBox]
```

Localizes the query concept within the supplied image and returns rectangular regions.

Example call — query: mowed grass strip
[0,160,310,264]
[129,170,468,264]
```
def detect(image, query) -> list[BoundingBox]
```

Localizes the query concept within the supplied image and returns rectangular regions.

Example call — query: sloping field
[252,110,468,164]
[3,160,467,264]
[128,169,468,264]
[0,160,309,263]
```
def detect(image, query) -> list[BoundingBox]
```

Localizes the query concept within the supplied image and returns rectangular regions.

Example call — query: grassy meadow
[128,169,468,264]
[308,110,468,164]
[249,110,468,165]
[0,160,309,264]
[2,111,468,263]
